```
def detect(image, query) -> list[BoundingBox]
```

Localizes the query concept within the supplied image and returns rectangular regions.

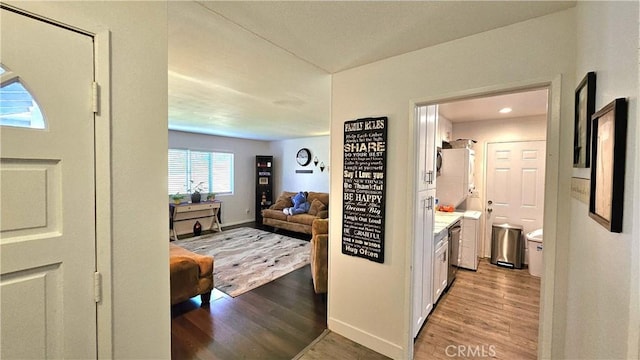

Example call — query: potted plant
[206,193,216,202]
[188,180,205,203]
[171,192,184,205]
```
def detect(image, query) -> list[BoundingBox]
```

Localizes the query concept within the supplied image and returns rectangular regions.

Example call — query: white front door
[0,8,97,358]
[485,141,546,258]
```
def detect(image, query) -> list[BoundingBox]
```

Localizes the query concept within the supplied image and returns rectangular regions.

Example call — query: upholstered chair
[310,218,328,294]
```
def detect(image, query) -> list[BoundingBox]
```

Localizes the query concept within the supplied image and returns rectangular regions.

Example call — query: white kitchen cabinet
[413,104,438,337]
[412,189,435,338]
[417,105,437,191]
[459,211,482,270]
[433,237,448,304]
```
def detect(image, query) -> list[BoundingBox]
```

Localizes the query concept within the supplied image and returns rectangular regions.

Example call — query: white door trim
[407,75,562,360]
[94,29,113,360]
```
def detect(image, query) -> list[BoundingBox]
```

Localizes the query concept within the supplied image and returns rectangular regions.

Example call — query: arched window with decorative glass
[0,64,46,129]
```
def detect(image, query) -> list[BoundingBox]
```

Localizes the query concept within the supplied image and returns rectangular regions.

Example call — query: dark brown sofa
[169,243,214,305]
[261,191,329,235]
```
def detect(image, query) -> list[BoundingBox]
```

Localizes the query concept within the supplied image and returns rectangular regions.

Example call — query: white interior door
[484,141,546,258]
[0,8,96,358]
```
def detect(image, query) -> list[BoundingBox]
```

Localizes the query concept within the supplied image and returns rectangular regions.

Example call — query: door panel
[485,141,545,258]
[0,8,96,359]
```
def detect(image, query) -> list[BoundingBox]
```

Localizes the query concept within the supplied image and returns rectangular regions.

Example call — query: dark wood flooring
[171,223,327,360]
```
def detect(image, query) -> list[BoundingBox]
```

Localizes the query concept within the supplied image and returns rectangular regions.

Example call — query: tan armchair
[310,218,328,294]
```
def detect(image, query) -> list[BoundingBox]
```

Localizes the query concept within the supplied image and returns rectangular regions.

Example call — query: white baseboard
[327,317,405,359]
[221,219,256,228]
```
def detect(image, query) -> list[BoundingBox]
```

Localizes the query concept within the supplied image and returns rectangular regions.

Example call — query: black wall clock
[296,148,311,166]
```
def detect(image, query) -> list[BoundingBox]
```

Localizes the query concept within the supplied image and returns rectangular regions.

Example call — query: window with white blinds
[168,148,234,195]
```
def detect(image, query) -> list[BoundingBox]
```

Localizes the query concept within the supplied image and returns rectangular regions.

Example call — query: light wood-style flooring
[414,259,541,359]
[294,330,389,360]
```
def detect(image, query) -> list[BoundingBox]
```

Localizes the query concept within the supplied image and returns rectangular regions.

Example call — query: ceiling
[439,88,549,123]
[168,1,574,141]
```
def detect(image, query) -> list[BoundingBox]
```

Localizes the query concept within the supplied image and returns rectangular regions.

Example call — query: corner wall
[566,2,639,358]
[269,136,330,194]
[330,10,575,359]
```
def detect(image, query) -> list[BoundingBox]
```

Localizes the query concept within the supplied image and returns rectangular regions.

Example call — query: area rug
[173,227,310,297]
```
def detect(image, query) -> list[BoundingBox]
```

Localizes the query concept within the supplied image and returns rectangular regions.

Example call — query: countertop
[434,211,463,236]
[434,210,483,235]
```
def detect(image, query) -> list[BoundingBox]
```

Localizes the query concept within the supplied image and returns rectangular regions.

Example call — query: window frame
[168,147,234,196]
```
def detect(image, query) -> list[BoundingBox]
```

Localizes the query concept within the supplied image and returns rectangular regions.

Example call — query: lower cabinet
[459,212,482,270]
[433,239,449,304]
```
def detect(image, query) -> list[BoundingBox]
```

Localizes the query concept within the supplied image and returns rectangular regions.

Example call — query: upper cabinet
[417,105,437,191]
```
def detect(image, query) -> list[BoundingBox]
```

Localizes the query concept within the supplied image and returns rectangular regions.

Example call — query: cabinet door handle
[426,196,433,210]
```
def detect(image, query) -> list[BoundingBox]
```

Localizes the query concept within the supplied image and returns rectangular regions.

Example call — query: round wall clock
[296,148,311,166]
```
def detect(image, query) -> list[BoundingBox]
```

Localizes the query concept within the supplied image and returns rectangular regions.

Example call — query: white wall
[269,136,330,194]
[330,10,575,359]
[566,2,639,358]
[9,2,171,358]
[169,130,270,225]
[453,115,547,257]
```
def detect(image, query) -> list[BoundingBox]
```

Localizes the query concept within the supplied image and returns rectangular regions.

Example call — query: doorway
[412,84,554,358]
[485,140,546,259]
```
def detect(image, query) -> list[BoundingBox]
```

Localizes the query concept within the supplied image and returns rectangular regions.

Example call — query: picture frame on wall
[589,98,627,233]
[574,72,596,168]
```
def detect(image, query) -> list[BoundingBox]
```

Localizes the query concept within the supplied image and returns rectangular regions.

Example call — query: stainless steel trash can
[490,223,524,268]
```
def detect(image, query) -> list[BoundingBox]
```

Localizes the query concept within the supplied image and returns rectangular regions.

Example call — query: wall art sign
[342,116,387,263]
[574,72,596,168]
[589,98,627,233]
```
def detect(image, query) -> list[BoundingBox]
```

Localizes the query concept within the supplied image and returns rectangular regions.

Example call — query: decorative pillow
[308,198,327,216]
[271,196,293,210]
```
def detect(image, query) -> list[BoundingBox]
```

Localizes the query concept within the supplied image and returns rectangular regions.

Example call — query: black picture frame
[574,72,596,168]
[589,98,627,233]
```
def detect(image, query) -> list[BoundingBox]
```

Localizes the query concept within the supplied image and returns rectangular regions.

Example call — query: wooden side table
[170,201,222,241]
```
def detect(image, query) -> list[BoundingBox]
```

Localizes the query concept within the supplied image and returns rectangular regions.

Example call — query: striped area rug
[173,227,310,297]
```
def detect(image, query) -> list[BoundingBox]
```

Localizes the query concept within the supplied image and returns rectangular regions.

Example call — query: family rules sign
[342,117,387,263]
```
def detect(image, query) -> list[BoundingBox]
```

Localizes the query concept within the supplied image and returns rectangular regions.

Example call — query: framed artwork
[574,72,596,168]
[589,98,627,233]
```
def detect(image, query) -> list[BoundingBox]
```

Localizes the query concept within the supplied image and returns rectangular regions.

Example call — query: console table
[170,201,222,241]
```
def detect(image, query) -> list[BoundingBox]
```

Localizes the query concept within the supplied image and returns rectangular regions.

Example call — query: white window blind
[168,149,187,194]
[168,148,234,195]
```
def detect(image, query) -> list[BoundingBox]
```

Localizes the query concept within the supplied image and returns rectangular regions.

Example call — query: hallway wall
[566,2,639,358]
[330,9,575,359]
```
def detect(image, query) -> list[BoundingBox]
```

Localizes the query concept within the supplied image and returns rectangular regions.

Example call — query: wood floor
[171,224,327,360]
[414,259,541,359]
[172,224,540,360]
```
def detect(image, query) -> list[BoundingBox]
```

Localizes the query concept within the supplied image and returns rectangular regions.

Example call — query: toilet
[526,229,543,277]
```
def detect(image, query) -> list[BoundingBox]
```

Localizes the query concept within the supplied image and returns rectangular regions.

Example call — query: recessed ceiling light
[499,107,512,114]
